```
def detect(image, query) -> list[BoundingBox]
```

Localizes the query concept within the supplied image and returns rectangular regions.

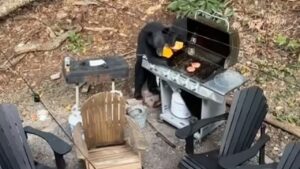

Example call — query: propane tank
[171,92,191,119]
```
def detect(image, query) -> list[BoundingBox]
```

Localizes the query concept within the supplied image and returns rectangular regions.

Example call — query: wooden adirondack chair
[73,92,147,169]
[176,86,270,169]
[235,143,300,169]
[0,104,72,169]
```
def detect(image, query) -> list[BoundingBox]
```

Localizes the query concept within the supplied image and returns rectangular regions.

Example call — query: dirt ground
[0,0,299,168]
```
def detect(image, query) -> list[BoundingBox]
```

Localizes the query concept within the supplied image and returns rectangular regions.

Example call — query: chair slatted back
[277,143,300,169]
[81,92,126,149]
[220,86,268,156]
[0,104,35,169]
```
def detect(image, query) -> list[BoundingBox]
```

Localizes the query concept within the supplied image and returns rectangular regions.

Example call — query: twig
[122,49,136,57]
[84,26,118,32]
[155,132,177,148]
[147,120,177,149]
[72,0,100,6]
[0,54,26,71]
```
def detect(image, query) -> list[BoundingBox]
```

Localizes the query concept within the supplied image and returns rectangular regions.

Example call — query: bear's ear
[146,32,154,46]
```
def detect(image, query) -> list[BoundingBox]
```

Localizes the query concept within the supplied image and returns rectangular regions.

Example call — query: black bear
[134,22,177,99]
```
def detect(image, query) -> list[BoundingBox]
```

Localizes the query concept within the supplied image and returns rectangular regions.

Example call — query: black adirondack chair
[235,143,300,169]
[0,104,72,169]
[176,86,270,169]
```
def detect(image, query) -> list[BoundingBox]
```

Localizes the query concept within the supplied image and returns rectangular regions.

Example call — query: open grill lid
[171,17,240,68]
[165,17,240,82]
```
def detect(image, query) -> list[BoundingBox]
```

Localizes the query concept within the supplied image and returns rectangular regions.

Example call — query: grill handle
[194,9,230,32]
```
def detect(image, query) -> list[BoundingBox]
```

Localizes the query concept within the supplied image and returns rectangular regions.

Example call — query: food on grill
[170,53,220,82]
[171,41,184,51]
[162,46,174,59]
[186,66,196,73]
[191,62,201,69]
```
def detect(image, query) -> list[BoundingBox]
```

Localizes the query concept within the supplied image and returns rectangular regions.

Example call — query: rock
[127,98,143,106]
[50,72,61,80]
[81,84,90,93]
[31,113,38,121]
[22,111,29,117]
[275,106,283,111]
[56,11,68,19]
[273,146,279,151]
[144,95,160,108]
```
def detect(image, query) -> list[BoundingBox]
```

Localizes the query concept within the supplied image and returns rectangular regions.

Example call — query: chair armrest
[232,163,277,169]
[24,126,72,155]
[176,113,229,139]
[24,126,72,169]
[72,123,89,160]
[219,134,270,169]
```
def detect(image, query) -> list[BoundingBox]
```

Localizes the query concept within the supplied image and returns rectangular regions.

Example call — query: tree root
[0,0,35,18]
[14,25,82,55]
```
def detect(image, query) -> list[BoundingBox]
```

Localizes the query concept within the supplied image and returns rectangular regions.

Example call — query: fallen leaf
[145,4,162,15]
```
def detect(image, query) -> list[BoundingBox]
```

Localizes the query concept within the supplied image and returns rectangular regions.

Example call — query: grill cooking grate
[169,53,223,82]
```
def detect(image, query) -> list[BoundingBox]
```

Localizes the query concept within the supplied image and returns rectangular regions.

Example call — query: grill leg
[259,124,266,164]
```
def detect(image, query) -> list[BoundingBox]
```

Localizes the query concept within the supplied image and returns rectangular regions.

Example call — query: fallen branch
[265,114,300,138]
[147,120,177,149]
[14,25,82,55]
[226,97,300,138]
[0,54,27,70]
[0,0,35,18]
[155,132,176,149]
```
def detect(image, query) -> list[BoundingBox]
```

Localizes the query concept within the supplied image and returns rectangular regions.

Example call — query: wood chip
[72,0,100,6]
[50,72,61,80]
[84,26,118,32]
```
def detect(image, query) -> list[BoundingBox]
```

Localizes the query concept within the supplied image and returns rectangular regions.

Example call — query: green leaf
[287,39,300,51]
[275,34,288,46]
[224,7,234,17]
[208,0,220,5]
[197,0,206,7]
[167,1,179,10]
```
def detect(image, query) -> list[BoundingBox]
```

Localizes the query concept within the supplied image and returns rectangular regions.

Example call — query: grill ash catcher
[62,56,129,129]
[142,16,246,139]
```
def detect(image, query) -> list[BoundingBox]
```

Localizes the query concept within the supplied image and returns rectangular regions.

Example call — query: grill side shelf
[142,58,225,103]
[142,58,246,104]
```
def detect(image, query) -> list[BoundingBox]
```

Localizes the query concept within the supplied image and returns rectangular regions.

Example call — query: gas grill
[142,17,246,139]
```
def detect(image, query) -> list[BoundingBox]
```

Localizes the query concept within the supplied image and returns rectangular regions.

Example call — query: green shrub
[167,0,233,21]
[67,32,86,53]
[274,34,300,52]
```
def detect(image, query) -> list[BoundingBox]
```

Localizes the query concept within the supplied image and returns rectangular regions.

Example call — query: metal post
[259,123,266,164]
[111,80,115,92]
[75,85,80,111]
